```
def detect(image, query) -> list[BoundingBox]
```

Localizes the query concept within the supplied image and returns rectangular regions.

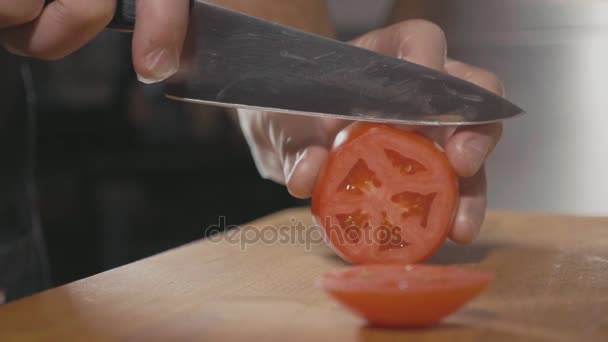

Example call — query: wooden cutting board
[0,208,607,341]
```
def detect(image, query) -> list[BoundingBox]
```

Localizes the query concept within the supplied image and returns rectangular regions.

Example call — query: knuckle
[461,66,504,96]
[446,60,505,96]
[394,19,447,68]
[446,60,467,72]
[51,0,115,27]
[492,123,504,143]
[478,123,503,155]
[408,19,446,41]
[85,0,116,24]
[3,0,44,26]
[480,70,505,96]
[351,30,380,50]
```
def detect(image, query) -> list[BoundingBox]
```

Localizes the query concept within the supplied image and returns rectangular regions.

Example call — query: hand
[0,0,189,83]
[239,20,504,244]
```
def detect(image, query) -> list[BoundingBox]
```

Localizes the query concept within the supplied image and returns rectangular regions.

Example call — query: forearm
[207,0,335,37]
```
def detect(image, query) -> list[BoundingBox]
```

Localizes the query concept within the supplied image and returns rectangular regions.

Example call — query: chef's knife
[108,0,525,125]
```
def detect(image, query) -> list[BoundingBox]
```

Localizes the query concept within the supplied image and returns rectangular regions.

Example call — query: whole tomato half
[312,123,459,265]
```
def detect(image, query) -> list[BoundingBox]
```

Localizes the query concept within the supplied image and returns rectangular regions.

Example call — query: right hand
[0,0,190,83]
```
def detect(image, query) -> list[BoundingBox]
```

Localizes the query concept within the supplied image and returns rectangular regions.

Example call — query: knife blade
[109,0,525,126]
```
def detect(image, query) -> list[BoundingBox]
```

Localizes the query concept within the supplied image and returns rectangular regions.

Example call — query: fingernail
[463,136,493,174]
[137,47,179,84]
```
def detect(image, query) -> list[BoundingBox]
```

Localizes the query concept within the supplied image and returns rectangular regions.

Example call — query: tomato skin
[319,265,494,328]
[312,123,458,265]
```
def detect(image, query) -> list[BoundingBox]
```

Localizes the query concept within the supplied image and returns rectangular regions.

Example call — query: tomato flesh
[319,265,494,328]
[312,123,458,264]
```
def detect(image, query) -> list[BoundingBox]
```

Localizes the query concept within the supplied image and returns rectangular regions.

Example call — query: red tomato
[319,264,494,328]
[311,123,458,264]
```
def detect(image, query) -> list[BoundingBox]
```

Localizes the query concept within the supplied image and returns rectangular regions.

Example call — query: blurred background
[5,0,608,287]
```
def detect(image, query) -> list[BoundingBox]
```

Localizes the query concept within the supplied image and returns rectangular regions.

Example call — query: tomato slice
[312,123,458,264]
[319,265,494,328]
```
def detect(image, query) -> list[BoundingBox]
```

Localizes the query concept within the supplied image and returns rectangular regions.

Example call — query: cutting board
[0,208,607,341]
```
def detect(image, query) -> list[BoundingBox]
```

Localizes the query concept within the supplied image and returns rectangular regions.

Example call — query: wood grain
[0,208,607,341]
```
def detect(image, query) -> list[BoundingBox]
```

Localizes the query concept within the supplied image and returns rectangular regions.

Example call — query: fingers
[238,106,345,199]
[1,0,190,79]
[0,0,44,29]
[450,167,487,244]
[446,123,502,178]
[441,61,502,242]
[1,0,115,59]
[285,146,329,199]
[283,21,449,199]
[351,19,450,146]
[238,109,285,183]
[445,59,505,95]
[392,19,447,71]
[444,60,505,177]
[132,0,189,83]
[282,117,346,198]
[352,19,447,71]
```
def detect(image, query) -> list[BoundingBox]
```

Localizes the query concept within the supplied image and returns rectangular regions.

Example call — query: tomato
[319,264,494,328]
[311,123,458,265]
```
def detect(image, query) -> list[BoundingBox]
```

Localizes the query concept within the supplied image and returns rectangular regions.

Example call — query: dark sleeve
[0,49,51,302]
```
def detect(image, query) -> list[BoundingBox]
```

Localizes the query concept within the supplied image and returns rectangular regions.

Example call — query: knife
[108,0,525,126]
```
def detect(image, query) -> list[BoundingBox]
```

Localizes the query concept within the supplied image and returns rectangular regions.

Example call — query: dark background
[30,31,305,287]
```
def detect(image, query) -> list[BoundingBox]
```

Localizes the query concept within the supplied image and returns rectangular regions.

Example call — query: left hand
[0,0,190,83]
[238,20,504,244]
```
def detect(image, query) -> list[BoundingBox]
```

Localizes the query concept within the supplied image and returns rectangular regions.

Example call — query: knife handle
[108,0,136,31]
